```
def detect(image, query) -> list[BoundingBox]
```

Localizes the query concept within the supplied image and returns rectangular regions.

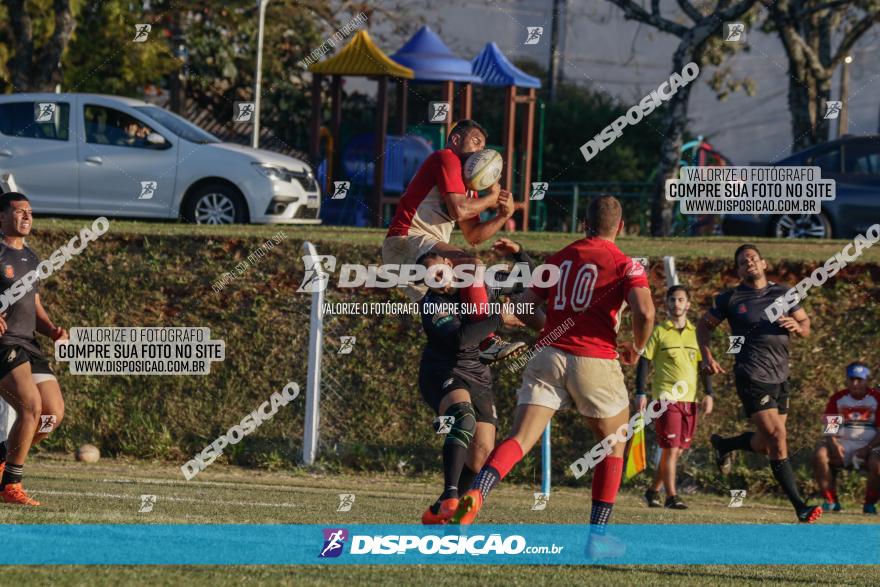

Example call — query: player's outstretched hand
[52,326,69,341]
[501,310,525,328]
[492,237,521,256]
[617,341,640,365]
[777,316,802,335]
[498,191,515,218]
[703,356,726,375]
[702,395,714,416]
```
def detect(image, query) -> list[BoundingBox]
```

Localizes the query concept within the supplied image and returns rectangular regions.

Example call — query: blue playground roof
[471,42,541,88]
[391,26,482,83]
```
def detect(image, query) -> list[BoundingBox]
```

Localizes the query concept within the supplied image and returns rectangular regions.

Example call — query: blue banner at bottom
[2,524,878,565]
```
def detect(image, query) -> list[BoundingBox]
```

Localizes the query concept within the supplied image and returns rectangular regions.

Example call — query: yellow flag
[625,413,647,480]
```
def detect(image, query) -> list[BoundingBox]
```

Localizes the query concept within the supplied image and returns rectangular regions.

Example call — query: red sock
[823,489,837,503]
[592,456,624,504]
[484,438,524,480]
[865,487,879,505]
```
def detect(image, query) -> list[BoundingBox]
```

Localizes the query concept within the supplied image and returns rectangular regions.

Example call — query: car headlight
[252,163,317,191]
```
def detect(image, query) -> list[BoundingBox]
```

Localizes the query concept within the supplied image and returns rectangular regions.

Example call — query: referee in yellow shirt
[636,285,714,509]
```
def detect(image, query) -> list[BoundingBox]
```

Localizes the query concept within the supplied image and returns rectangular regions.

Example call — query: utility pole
[253,0,270,148]
[838,54,852,137]
[169,8,185,114]
[547,0,566,102]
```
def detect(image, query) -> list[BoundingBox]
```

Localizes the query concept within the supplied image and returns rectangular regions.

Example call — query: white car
[0,93,321,224]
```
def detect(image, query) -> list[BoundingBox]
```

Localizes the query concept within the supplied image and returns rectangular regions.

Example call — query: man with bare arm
[450,196,655,558]
[697,244,822,523]
[0,192,69,506]
[382,120,523,363]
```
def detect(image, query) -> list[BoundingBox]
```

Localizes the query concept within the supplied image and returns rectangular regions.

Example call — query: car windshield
[134,106,219,144]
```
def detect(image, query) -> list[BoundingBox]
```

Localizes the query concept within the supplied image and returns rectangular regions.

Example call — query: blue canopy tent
[471,42,541,231]
[391,26,482,138]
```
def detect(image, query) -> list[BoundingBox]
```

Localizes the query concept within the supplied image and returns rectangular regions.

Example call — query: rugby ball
[463,149,503,192]
[76,444,100,463]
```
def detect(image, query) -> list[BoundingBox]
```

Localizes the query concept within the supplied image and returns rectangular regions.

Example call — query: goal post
[302,241,325,465]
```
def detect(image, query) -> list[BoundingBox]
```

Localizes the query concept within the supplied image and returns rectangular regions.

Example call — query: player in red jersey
[382,120,522,363]
[451,196,655,551]
[813,362,880,514]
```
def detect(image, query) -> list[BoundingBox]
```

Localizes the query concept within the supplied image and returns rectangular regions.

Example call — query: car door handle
[0,149,11,157]
[85,156,103,165]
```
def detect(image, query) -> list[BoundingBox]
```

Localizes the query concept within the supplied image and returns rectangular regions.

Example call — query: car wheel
[771,212,832,239]
[182,183,248,224]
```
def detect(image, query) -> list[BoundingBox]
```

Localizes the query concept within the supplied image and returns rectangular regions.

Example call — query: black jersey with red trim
[0,241,41,354]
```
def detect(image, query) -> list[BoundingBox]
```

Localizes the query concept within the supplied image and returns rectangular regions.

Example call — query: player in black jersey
[417,238,543,524]
[697,243,822,523]
[0,192,69,506]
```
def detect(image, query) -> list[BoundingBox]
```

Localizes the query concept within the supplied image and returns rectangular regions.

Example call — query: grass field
[33,217,880,262]
[1,455,877,586]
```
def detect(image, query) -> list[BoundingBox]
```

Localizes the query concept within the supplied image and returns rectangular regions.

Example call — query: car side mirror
[146,132,169,148]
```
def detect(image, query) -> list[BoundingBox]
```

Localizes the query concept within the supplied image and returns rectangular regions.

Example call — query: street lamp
[839,54,852,137]
[253,0,270,148]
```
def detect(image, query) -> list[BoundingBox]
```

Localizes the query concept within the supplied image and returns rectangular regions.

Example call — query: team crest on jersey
[627,259,646,277]
[688,349,697,362]
[736,303,748,314]
[3,265,13,279]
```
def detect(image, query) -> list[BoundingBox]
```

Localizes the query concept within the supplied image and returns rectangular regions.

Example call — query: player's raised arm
[442,186,500,222]
[697,311,725,374]
[778,307,811,338]
[454,185,512,246]
[489,239,546,331]
[513,288,546,332]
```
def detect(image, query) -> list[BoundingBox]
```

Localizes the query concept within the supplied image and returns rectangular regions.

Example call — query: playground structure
[307,26,543,230]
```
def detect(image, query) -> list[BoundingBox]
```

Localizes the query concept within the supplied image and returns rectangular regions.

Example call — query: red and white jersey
[531,237,650,359]
[386,148,475,244]
[824,388,880,443]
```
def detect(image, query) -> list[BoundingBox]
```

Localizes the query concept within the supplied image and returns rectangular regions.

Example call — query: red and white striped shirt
[386,148,474,244]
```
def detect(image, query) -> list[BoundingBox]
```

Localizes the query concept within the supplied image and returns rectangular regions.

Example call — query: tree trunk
[788,67,815,152]
[650,41,699,236]
[4,0,76,91]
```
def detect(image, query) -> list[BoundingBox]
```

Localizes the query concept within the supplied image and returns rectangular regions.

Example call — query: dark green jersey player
[697,243,822,523]
[0,192,69,506]
[416,238,540,524]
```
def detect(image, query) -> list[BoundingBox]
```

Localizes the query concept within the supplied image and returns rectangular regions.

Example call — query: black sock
[440,403,476,502]
[590,500,614,535]
[441,437,466,499]
[0,440,6,463]
[769,458,805,510]
[718,432,755,455]
[457,465,478,494]
[1,462,23,489]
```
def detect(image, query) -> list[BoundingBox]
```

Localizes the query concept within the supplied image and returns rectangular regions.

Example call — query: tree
[764,0,880,152]
[0,0,76,92]
[62,0,175,96]
[606,0,758,236]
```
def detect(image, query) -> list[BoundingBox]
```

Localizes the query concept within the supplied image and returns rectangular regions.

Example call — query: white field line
[32,489,299,509]
[102,476,310,492]
[99,477,427,500]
